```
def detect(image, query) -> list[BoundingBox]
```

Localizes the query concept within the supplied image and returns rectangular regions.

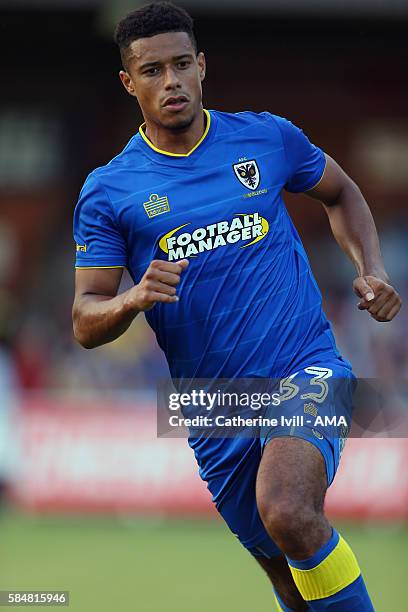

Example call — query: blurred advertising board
[7,395,408,519]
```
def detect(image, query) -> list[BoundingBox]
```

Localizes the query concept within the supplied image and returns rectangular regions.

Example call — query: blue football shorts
[201,358,356,559]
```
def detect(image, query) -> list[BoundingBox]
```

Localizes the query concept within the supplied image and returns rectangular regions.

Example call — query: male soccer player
[72,3,401,610]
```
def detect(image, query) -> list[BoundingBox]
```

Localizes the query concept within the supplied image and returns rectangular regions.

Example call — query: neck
[143,107,206,155]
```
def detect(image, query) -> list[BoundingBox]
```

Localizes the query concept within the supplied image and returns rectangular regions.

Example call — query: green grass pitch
[1,510,407,611]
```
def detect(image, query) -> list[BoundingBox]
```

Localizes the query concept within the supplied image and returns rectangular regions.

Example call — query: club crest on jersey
[143,193,170,219]
[233,159,260,191]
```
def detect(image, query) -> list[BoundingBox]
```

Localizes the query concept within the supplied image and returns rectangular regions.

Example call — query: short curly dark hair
[114,2,197,67]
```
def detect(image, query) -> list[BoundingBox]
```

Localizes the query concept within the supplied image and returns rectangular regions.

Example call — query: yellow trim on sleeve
[305,155,328,192]
[75,266,125,270]
[289,536,361,601]
[139,109,211,157]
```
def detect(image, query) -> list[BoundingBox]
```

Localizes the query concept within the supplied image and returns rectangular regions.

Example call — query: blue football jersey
[74,109,342,379]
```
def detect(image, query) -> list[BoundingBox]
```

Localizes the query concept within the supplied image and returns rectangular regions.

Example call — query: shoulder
[86,133,144,186]
[77,133,146,208]
[211,109,290,134]
[214,111,321,154]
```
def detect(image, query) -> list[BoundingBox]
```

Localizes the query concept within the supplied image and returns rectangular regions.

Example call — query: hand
[126,259,189,312]
[353,275,401,322]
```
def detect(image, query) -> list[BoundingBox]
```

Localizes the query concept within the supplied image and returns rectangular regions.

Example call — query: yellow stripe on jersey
[289,536,361,601]
[139,109,211,157]
[305,154,328,192]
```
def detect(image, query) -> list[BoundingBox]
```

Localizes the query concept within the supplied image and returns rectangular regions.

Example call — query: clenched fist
[353,275,401,322]
[124,259,189,312]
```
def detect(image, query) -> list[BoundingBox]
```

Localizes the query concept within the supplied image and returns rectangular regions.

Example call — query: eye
[144,66,160,76]
[177,60,190,69]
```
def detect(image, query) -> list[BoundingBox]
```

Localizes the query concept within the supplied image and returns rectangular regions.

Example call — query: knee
[257,494,318,553]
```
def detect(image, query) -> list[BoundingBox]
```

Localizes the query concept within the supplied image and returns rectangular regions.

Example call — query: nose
[163,66,181,90]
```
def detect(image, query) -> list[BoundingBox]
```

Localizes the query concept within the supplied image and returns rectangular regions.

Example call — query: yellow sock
[287,529,373,610]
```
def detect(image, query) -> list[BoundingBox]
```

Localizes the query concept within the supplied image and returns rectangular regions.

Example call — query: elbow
[72,306,95,349]
[72,322,94,350]
[73,330,96,350]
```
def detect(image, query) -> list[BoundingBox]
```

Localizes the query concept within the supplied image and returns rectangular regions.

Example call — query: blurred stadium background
[0,0,407,610]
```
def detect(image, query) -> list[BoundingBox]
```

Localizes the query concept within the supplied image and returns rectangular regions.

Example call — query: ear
[197,52,206,82]
[119,70,137,98]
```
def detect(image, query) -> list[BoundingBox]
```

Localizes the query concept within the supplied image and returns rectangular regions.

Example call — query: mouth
[162,95,189,112]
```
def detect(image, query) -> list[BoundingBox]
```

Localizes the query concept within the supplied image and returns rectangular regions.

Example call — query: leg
[256,436,374,610]
[255,553,308,611]
[256,437,330,559]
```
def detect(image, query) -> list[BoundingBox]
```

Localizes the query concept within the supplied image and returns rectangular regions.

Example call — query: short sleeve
[73,174,127,268]
[273,115,326,193]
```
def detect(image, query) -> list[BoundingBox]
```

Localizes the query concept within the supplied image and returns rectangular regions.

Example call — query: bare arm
[72,259,188,349]
[306,155,401,322]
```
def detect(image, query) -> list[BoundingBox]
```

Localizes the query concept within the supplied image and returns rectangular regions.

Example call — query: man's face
[119,31,206,131]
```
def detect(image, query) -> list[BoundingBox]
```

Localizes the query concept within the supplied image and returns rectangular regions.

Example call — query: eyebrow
[139,54,194,71]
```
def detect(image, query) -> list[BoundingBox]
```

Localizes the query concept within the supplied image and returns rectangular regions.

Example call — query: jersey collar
[138,109,212,158]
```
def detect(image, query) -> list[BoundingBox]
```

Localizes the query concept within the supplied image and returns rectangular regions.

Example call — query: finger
[385,302,402,321]
[148,291,179,304]
[374,296,401,321]
[146,281,177,296]
[178,259,189,270]
[353,277,375,301]
[367,285,398,314]
[370,298,398,321]
[149,270,182,286]
[358,297,377,310]
[366,292,392,316]
[151,259,189,274]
